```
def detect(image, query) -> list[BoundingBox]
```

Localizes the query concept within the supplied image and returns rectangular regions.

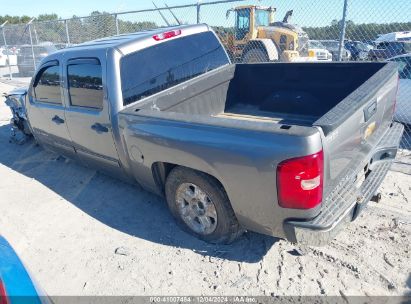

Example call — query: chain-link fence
[0,0,410,147]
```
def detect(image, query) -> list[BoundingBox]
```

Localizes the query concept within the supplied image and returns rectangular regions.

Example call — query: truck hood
[5,87,28,97]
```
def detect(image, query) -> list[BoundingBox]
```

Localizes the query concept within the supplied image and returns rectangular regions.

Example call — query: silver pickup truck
[5,24,404,245]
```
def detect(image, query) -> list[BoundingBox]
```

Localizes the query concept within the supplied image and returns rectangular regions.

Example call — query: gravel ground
[0,80,410,297]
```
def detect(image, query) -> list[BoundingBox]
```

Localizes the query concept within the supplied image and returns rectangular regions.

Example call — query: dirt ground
[0,80,410,297]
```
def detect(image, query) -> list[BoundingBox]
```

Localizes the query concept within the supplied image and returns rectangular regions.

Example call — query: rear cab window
[120,31,229,106]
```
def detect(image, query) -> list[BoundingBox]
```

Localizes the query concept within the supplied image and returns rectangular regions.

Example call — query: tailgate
[314,63,398,199]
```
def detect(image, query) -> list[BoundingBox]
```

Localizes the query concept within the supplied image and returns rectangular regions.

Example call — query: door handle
[91,123,109,134]
[51,115,64,125]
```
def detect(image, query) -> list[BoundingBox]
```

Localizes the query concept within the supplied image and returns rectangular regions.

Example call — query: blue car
[0,236,50,304]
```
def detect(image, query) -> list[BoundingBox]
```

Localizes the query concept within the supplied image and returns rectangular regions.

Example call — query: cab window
[67,62,103,109]
[121,32,229,106]
[236,8,250,40]
[377,42,389,49]
[33,65,62,104]
[255,10,270,27]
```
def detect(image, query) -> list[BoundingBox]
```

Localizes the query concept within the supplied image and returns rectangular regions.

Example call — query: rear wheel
[242,48,269,63]
[165,166,242,244]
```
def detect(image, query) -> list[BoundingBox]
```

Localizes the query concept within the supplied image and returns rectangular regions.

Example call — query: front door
[26,60,74,157]
[62,57,121,174]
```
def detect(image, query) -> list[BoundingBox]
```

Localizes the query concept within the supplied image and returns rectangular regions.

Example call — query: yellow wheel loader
[219,5,310,63]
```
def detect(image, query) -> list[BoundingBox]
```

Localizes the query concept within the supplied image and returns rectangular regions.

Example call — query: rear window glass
[68,62,103,109]
[120,31,229,106]
[2,49,14,55]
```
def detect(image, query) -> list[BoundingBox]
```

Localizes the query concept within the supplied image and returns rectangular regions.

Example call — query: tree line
[303,20,411,41]
[1,12,410,46]
[212,20,411,43]
[1,12,157,46]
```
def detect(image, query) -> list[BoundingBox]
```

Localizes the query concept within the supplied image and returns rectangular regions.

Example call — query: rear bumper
[284,122,404,246]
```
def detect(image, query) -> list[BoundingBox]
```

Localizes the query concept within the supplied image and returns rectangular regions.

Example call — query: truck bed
[118,61,399,239]
[215,104,318,126]
[222,63,384,127]
[129,62,393,133]
[122,60,398,195]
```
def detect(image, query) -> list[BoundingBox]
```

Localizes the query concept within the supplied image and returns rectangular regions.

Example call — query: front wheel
[165,167,242,244]
[242,48,269,63]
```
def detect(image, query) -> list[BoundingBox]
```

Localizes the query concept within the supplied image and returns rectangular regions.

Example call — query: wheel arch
[151,162,227,197]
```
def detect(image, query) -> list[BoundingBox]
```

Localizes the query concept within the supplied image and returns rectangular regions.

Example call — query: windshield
[355,42,369,51]
[235,8,250,40]
[255,9,270,27]
[321,41,339,50]
[309,40,325,49]
[1,49,14,55]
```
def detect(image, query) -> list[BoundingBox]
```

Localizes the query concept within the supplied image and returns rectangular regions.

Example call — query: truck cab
[25,49,123,178]
[19,25,230,182]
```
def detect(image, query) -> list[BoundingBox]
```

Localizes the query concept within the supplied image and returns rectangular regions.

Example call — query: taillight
[152,29,181,41]
[277,150,324,209]
[0,279,9,304]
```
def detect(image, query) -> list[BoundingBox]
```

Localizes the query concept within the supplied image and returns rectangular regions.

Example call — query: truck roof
[376,31,411,43]
[60,24,210,55]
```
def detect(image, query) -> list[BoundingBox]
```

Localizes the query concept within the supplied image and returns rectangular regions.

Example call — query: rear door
[26,60,75,157]
[63,57,121,174]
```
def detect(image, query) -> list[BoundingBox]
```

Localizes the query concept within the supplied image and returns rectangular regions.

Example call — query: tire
[165,166,242,244]
[242,48,269,63]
